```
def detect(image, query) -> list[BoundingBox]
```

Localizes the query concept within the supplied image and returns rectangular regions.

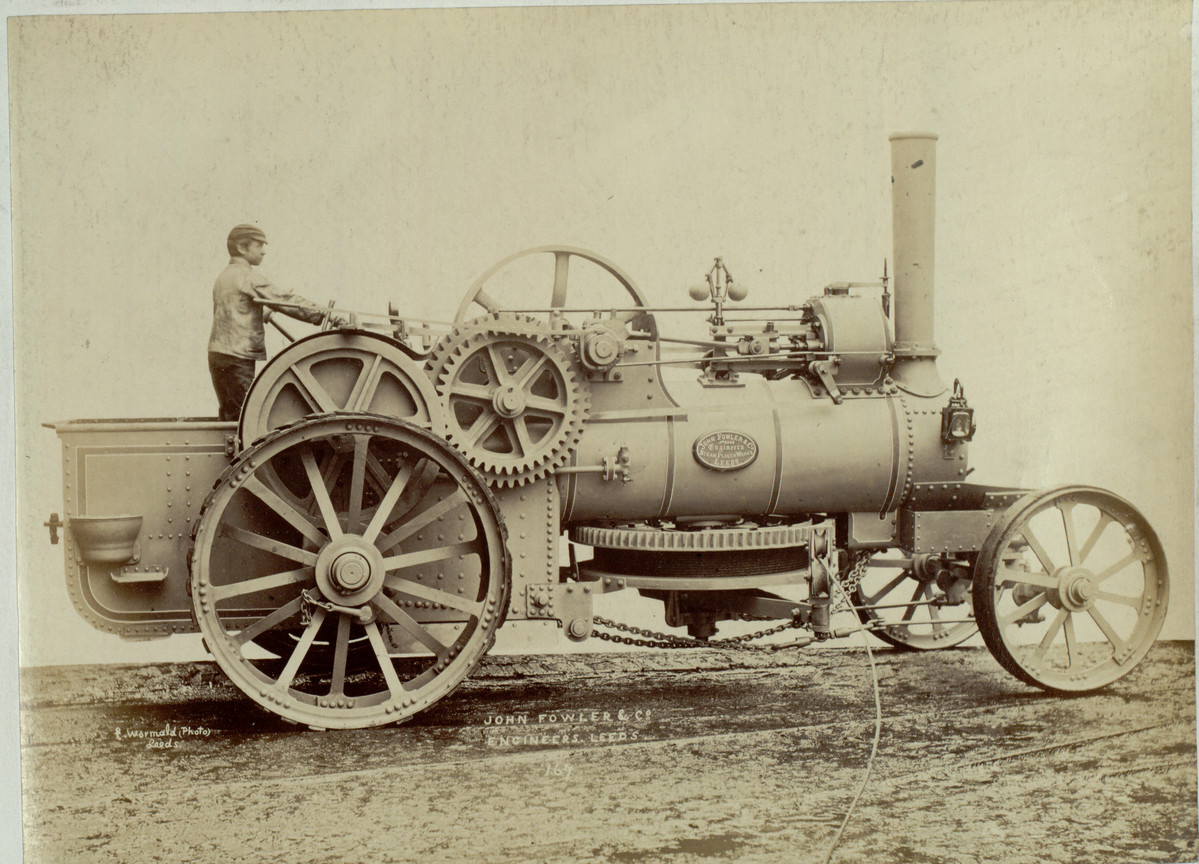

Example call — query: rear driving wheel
[191,414,509,728]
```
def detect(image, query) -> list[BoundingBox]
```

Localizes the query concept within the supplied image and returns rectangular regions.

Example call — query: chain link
[832,552,872,611]
[591,615,803,652]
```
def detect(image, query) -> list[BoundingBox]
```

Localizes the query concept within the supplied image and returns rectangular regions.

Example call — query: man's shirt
[208,257,325,359]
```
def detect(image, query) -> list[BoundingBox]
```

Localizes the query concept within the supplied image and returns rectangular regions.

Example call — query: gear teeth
[434,319,590,488]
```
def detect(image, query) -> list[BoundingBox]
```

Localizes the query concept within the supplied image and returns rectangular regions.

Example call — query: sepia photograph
[7,1,1196,862]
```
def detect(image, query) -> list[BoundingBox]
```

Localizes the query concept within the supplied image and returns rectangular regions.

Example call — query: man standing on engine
[207,223,341,421]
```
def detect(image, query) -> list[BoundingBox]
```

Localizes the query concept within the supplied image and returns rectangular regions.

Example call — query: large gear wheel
[423,313,542,389]
[435,319,589,488]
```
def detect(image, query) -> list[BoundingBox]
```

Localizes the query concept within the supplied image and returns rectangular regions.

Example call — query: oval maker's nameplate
[693,431,758,471]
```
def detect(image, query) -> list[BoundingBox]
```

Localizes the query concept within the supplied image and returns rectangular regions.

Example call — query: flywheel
[434,316,589,487]
[238,331,445,451]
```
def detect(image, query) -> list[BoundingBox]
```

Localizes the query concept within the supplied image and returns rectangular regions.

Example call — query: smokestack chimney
[889,133,943,392]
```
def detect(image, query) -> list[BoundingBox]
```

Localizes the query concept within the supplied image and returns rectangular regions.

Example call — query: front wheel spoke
[998,592,1050,630]
[899,583,924,623]
[1094,551,1141,585]
[275,609,327,690]
[1030,608,1069,663]
[1063,614,1077,668]
[1096,589,1143,608]
[1058,502,1080,566]
[373,593,449,654]
[383,575,483,617]
[241,476,327,547]
[382,541,476,572]
[234,597,305,647]
[1019,526,1057,574]
[859,572,910,606]
[995,566,1058,591]
[376,489,469,555]
[220,524,318,566]
[1078,513,1114,564]
[211,567,314,603]
[364,622,405,697]
[300,445,343,539]
[924,588,947,634]
[329,613,352,697]
[1088,606,1128,655]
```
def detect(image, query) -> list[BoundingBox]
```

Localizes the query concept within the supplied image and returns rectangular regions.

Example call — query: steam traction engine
[48,135,1169,729]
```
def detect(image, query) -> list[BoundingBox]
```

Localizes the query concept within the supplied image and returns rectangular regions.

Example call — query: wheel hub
[330,551,372,593]
[1057,566,1097,611]
[314,537,387,607]
[492,384,527,418]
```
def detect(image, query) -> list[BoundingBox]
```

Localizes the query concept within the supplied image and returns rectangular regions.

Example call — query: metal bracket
[810,358,843,403]
[526,580,626,641]
[112,565,169,585]
[44,512,63,545]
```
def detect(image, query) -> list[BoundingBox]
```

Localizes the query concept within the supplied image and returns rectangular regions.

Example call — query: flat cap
[227,223,267,245]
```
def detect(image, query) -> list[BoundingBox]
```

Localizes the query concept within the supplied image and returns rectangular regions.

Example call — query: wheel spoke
[512,416,536,458]
[998,592,1050,629]
[485,343,510,384]
[1029,608,1069,664]
[234,597,305,647]
[364,622,405,697]
[892,583,924,626]
[513,354,549,392]
[1058,501,1080,566]
[859,571,909,606]
[447,381,495,402]
[373,593,449,654]
[1096,589,1143,608]
[211,567,314,603]
[551,251,570,308]
[524,395,568,416]
[300,445,343,539]
[1019,526,1057,574]
[464,411,501,448]
[1077,512,1114,564]
[329,613,352,697]
[924,586,947,635]
[220,524,318,566]
[1063,614,1077,669]
[361,463,415,544]
[382,541,476,572]
[1093,551,1140,585]
[289,363,340,413]
[346,435,370,535]
[384,574,483,617]
[347,354,384,412]
[376,489,469,555]
[275,609,326,690]
[242,475,328,547]
[473,289,501,314]
[995,566,1058,591]
[1087,606,1129,655]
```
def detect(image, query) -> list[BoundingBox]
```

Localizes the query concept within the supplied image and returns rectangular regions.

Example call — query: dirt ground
[19,642,1199,864]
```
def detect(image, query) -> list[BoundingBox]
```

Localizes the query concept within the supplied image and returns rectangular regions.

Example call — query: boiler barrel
[559,376,953,523]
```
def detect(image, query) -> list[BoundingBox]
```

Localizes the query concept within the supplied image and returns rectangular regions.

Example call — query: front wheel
[972,485,1167,693]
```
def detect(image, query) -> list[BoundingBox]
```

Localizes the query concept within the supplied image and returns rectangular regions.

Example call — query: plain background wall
[8,0,1194,666]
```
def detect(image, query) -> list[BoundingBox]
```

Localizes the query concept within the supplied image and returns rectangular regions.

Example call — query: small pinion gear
[435,318,589,487]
